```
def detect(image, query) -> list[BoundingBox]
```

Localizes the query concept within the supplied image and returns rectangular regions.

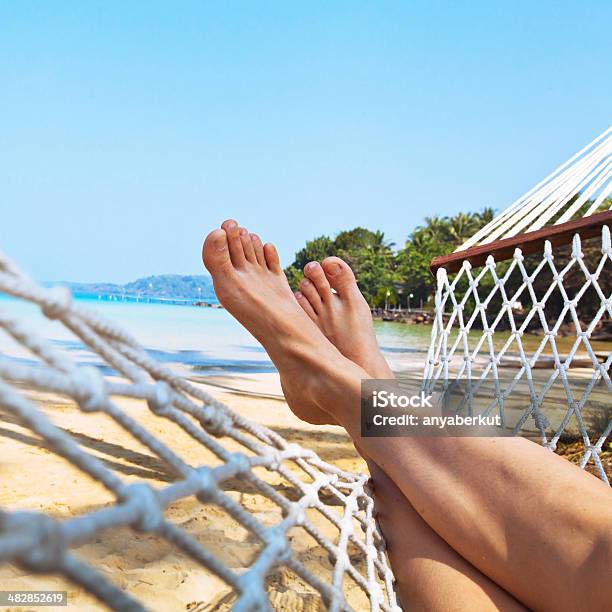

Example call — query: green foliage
[290,236,335,271]
[394,208,495,307]
[284,209,497,308]
[284,265,305,290]
[284,227,397,306]
[284,203,608,325]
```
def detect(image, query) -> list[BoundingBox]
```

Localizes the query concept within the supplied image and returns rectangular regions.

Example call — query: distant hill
[64,274,216,300]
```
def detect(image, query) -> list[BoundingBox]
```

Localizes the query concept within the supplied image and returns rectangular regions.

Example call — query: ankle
[311,358,366,430]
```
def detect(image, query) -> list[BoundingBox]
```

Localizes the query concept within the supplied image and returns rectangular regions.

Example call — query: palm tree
[448,212,477,245]
[420,216,449,242]
[477,207,495,225]
[369,230,395,254]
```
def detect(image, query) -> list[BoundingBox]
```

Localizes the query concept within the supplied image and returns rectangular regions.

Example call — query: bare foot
[295,257,394,379]
[202,220,367,425]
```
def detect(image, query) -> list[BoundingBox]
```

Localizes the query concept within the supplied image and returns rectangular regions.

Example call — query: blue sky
[1,1,610,282]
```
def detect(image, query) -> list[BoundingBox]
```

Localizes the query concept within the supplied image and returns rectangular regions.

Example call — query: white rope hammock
[0,251,400,611]
[425,127,612,485]
[457,126,612,251]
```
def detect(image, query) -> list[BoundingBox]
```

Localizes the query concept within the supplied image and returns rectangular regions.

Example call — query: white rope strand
[0,252,400,611]
[456,127,612,251]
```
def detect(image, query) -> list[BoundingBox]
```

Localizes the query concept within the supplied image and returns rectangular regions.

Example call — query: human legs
[204,222,540,609]
[293,253,611,610]
[365,456,525,611]
[292,258,527,609]
[202,224,612,611]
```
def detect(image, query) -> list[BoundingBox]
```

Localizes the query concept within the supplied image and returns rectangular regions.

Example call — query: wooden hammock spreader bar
[430,209,612,274]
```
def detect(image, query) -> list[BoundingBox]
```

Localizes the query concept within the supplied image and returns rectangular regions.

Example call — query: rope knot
[41,286,72,320]
[192,467,217,503]
[289,505,306,525]
[201,405,232,436]
[532,410,550,431]
[228,452,251,476]
[123,483,164,532]
[74,367,107,412]
[5,512,66,573]
[147,381,172,416]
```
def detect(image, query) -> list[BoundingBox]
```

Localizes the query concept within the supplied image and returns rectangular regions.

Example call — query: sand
[1,363,609,611]
[0,373,372,612]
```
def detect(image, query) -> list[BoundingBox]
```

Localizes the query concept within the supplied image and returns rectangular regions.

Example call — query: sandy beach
[0,298,609,611]
[0,372,370,612]
[2,368,608,612]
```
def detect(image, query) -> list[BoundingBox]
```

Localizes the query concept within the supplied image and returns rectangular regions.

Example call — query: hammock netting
[424,229,611,483]
[0,251,399,611]
[425,127,611,484]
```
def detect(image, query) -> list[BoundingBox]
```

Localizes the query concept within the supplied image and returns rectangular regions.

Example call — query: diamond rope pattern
[424,227,612,484]
[0,249,400,612]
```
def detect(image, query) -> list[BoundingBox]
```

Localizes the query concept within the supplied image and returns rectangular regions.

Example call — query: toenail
[250,234,260,242]
[239,227,247,236]
[295,291,303,299]
[326,262,341,275]
[214,233,227,251]
[301,278,311,287]
[306,262,318,271]
[226,221,237,229]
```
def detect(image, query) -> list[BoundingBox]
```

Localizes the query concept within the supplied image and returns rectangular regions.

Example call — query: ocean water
[0,294,431,375]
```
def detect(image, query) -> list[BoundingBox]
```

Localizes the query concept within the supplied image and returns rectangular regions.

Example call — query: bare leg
[293,258,526,608]
[295,257,525,609]
[334,398,612,611]
[294,254,612,610]
[202,220,340,425]
[202,225,612,610]
[365,455,525,611]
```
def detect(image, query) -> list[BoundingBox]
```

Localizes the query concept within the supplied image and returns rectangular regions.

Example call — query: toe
[239,227,257,263]
[202,229,233,275]
[304,261,332,300]
[295,291,318,322]
[250,233,266,266]
[263,243,282,273]
[221,219,246,267]
[321,257,359,298]
[299,277,322,312]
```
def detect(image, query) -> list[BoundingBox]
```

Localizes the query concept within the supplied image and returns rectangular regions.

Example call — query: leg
[204,224,522,610]
[291,255,612,610]
[202,224,612,611]
[202,220,342,425]
[338,404,612,611]
[296,258,525,608]
[365,456,525,611]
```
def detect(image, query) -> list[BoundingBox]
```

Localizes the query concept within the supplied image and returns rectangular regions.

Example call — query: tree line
[284,208,495,309]
[284,201,610,334]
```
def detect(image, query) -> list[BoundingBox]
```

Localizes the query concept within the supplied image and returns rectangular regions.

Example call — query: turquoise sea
[0,294,432,375]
